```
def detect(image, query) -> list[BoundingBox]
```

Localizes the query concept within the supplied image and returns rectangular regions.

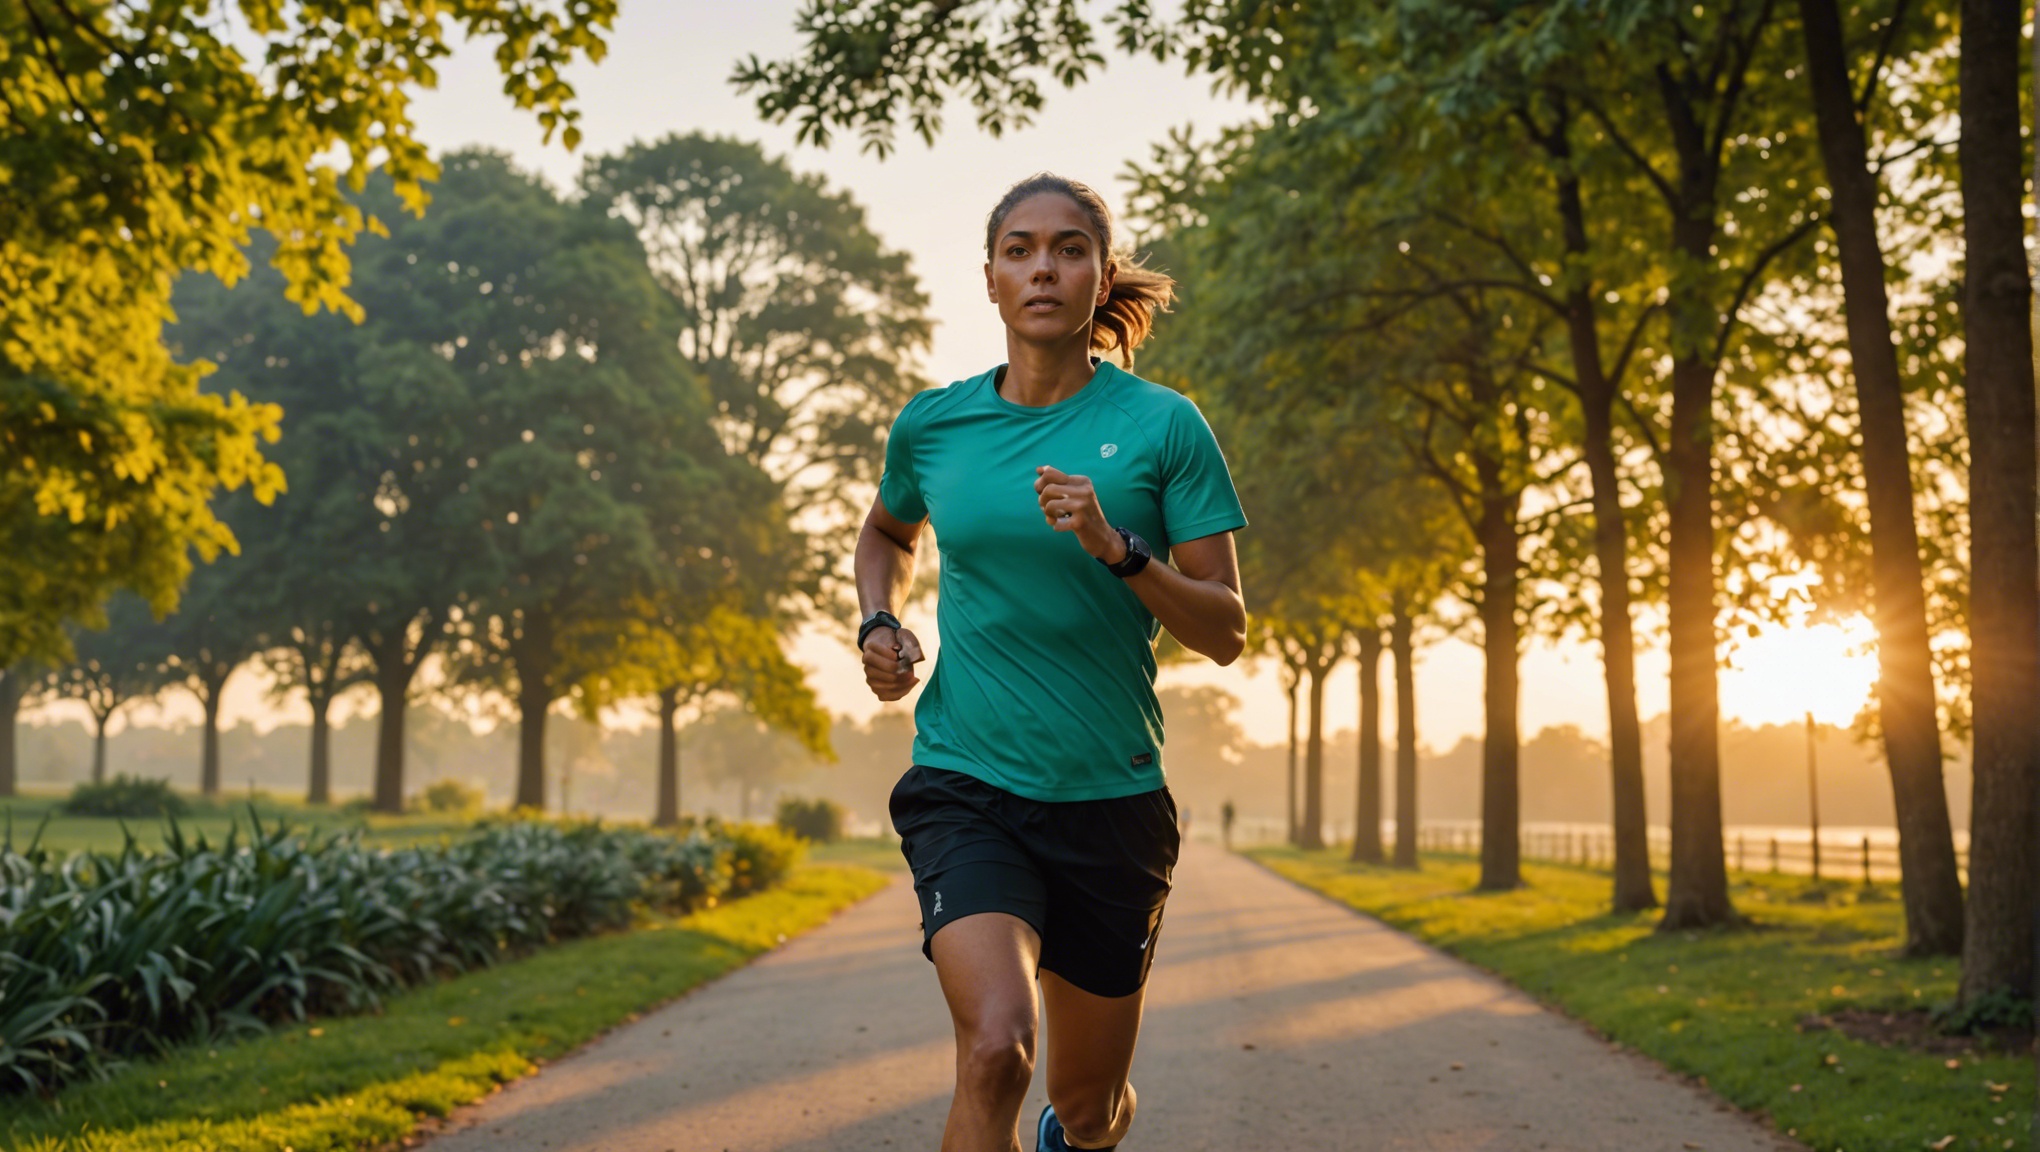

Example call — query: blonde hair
[984,173,1176,366]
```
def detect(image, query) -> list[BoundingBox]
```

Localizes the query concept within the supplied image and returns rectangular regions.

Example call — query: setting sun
[1718,616,1881,728]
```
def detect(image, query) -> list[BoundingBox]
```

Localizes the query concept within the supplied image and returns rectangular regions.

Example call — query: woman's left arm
[1035,465,1246,665]
[1120,530,1246,665]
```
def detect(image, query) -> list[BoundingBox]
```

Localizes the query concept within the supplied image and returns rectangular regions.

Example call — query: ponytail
[1091,258,1174,367]
[985,173,1176,367]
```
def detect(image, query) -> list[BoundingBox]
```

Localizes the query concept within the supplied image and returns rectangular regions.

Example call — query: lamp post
[1805,710,1822,882]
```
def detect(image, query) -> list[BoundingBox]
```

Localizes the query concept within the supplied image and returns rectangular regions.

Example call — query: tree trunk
[371,657,414,814]
[1801,0,1965,957]
[1351,629,1385,864]
[1594,384,1657,913]
[92,711,109,785]
[1632,35,1766,931]
[1477,486,1522,891]
[515,672,550,811]
[656,686,681,827]
[1656,94,1737,927]
[307,690,332,806]
[199,682,223,797]
[1957,0,2040,1005]
[1285,667,1300,846]
[1390,610,1420,868]
[1551,190,1656,914]
[0,669,21,799]
[1660,331,1735,929]
[1300,655,1328,851]
[2031,21,2040,1134]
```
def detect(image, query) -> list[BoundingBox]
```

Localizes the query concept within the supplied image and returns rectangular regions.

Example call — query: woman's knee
[957,1018,1036,1097]
[1049,1079,1131,1147]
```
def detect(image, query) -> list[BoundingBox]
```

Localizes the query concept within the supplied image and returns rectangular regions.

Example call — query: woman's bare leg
[1039,969,1146,1148]
[931,912,1043,1152]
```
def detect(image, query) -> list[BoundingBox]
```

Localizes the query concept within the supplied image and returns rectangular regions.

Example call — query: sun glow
[1717,615,1881,729]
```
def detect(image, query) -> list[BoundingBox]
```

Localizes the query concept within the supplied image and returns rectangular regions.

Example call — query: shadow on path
[422,842,1801,1151]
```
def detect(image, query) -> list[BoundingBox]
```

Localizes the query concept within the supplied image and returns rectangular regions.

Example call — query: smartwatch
[1100,527,1152,578]
[857,609,903,650]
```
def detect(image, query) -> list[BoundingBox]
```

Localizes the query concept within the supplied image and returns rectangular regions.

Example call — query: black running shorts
[888,764,1180,999]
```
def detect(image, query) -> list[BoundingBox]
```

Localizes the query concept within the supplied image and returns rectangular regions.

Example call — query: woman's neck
[999,329,1099,407]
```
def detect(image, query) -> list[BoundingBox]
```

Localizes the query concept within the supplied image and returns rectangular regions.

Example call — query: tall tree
[581,563,828,827]
[1298,634,1340,852]
[1567,1,1822,929]
[0,663,40,797]
[171,252,381,807]
[1537,118,1661,915]
[1955,0,2040,1009]
[261,624,366,806]
[1352,625,1386,865]
[158,553,263,796]
[581,134,931,573]
[2,0,616,657]
[1794,0,1964,956]
[1389,604,1422,869]
[48,598,170,784]
[615,609,831,828]
[429,154,775,813]
[2031,8,2040,1116]
[1283,654,1301,843]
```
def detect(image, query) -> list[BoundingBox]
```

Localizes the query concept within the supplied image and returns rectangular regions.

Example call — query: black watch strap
[1101,527,1152,578]
[857,609,902,650]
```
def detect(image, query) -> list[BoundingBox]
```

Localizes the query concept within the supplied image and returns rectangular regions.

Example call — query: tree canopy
[2,0,617,668]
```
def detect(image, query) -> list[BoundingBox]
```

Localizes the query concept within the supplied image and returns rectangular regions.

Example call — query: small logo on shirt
[932,891,944,916]
[1100,443,1119,458]
[1130,751,1154,767]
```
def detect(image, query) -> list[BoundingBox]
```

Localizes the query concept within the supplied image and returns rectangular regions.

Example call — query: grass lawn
[0,790,478,856]
[0,862,890,1152]
[1249,846,2033,1152]
[807,834,907,873]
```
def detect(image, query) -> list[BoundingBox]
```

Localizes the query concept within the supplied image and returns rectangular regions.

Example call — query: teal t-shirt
[878,360,1248,802]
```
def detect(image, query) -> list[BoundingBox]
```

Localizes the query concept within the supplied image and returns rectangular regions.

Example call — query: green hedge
[0,814,801,1097]
[59,777,188,819]
[775,796,846,843]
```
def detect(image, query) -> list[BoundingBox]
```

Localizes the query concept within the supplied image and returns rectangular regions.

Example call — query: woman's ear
[984,261,997,303]
[1097,258,1117,306]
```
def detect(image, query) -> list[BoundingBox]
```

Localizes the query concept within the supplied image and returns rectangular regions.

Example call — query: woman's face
[985,192,1115,348]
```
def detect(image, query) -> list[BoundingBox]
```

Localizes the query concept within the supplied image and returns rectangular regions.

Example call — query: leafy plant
[60,777,187,819]
[776,796,846,844]
[1934,986,2034,1035]
[722,821,807,896]
[416,780,486,816]
[0,814,799,1096]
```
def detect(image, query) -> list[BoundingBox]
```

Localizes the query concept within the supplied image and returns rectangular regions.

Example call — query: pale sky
[36,0,1877,750]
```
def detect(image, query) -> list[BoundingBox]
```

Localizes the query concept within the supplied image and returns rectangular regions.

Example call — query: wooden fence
[1411,821,1969,883]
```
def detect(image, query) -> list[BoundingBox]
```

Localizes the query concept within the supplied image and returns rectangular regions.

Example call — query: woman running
[856,173,1248,1152]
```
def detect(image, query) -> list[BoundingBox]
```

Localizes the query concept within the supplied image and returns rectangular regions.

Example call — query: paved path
[424,842,1798,1151]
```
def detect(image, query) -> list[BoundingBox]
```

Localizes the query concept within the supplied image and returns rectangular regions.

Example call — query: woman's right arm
[856,496,927,701]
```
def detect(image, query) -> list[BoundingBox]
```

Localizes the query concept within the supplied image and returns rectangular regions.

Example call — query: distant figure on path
[855,173,1249,1152]
[1220,800,1236,850]
[1178,805,1192,839]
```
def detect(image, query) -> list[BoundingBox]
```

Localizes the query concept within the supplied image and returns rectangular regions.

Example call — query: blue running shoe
[1036,1104,1117,1152]
[1036,1104,1067,1152]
